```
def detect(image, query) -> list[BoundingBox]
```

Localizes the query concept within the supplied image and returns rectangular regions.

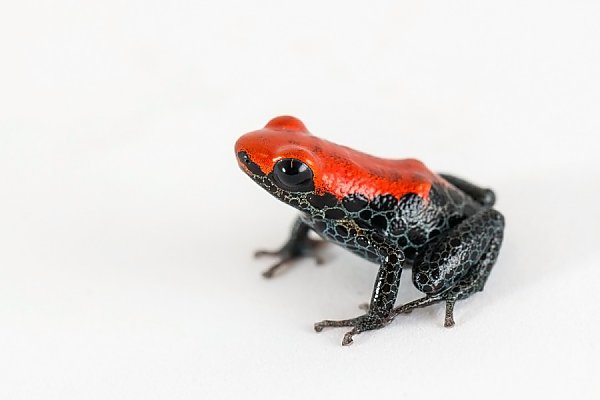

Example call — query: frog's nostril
[237,151,265,176]
[237,151,249,163]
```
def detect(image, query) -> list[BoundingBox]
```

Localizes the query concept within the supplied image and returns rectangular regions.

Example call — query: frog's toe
[444,299,456,328]
[314,314,390,346]
[342,327,360,346]
[314,253,326,265]
[254,249,279,258]
[314,317,360,332]
[254,249,297,278]
[259,258,293,279]
[254,239,326,278]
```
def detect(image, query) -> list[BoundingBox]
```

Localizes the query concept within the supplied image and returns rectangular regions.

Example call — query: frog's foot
[314,313,390,346]
[254,238,326,278]
[392,295,455,327]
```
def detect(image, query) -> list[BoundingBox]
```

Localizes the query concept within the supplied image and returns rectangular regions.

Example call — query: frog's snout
[236,150,265,177]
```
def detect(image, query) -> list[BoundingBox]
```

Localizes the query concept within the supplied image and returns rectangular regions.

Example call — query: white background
[1,1,599,399]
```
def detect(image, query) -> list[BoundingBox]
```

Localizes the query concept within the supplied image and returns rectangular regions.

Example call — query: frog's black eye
[272,158,314,192]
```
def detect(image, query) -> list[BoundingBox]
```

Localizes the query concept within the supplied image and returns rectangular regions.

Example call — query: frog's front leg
[255,216,325,278]
[314,227,404,346]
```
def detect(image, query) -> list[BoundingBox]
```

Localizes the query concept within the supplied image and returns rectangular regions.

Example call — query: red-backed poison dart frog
[235,116,504,346]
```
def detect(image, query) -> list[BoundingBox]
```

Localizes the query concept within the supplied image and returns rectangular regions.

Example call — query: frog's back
[322,144,445,201]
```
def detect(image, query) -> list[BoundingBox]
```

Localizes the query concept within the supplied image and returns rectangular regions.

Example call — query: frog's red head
[235,115,440,201]
[235,116,323,194]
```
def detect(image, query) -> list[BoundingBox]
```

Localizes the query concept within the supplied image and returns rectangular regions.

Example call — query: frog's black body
[303,183,482,265]
[235,116,505,346]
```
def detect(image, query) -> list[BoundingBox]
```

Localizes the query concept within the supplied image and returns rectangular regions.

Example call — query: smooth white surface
[1,1,599,399]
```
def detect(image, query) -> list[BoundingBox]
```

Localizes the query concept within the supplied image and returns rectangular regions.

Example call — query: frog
[234,115,505,346]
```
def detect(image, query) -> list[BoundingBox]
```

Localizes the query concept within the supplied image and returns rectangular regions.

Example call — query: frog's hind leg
[393,208,504,327]
[439,174,496,207]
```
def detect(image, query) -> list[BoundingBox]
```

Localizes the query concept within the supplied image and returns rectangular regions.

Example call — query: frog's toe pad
[342,328,359,346]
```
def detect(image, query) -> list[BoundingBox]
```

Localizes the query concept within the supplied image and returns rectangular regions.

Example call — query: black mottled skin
[238,152,504,346]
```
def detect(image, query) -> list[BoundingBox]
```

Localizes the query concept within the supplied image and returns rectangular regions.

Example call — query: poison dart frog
[235,116,505,346]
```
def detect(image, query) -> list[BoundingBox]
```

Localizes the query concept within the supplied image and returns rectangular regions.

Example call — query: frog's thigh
[412,208,504,297]
[439,174,496,207]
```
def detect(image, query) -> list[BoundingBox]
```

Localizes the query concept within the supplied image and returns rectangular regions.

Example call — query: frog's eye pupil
[273,158,314,191]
